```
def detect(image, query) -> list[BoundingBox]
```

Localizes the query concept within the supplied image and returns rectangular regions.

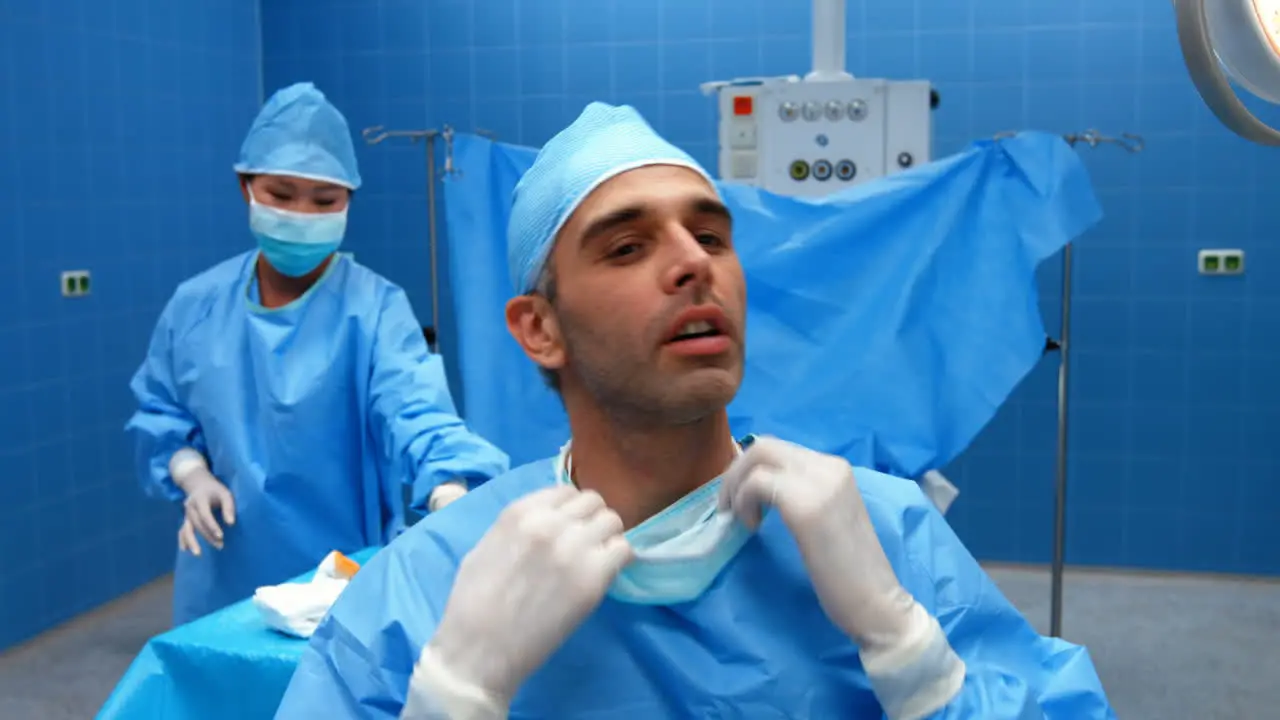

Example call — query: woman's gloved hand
[428,481,469,512]
[402,485,632,719]
[170,448,236,554]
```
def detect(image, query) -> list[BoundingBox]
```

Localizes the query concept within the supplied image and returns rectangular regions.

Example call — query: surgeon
[275,103,1115,719]
[125,82,510,626]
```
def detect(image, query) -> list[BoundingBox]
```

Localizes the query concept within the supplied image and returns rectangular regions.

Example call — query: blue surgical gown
[275,457,1116,718]
[125,251,510,626]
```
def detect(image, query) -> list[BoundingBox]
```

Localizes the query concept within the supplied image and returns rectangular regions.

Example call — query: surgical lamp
[1177,0,1280,144]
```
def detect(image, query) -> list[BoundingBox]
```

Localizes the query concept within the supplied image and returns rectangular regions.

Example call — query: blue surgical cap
[234,82,362,190]
[507,102,715,293]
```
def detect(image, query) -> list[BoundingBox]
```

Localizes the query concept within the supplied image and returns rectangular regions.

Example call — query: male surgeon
[126,82,509,626]
[275,103,1115,719]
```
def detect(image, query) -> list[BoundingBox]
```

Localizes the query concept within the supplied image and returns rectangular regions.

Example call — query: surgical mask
[248,189,348,277]
[556,436,757,606]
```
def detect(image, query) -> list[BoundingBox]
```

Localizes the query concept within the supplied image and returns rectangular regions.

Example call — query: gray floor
[0,576,172,720]
[989,566,1280,719]
[0,567,1276,719]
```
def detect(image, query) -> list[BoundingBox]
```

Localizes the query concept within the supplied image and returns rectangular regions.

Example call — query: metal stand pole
[362,125,489,355]
[1050,243,1073,638]
[361,125,458,354]
[1001,128,1140,640]
[425,138,440,350]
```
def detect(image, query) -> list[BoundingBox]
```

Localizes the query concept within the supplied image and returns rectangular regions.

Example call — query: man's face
[517,164,747,425]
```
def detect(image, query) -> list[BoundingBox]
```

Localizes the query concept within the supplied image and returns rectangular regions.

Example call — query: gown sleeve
[367,287,510,514]
[872,488,1118,720]
[124,294,206,501]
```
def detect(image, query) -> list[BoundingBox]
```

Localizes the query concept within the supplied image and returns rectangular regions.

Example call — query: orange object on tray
[318,550,362,581]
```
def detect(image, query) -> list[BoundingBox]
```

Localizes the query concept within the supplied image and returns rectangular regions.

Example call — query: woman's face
[241,174,351,214]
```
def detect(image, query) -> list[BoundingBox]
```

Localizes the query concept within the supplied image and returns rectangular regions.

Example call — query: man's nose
[662,229,713,294]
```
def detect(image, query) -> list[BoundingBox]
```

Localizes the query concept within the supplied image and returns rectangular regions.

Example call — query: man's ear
[239,174,252,205]
[505,294,566,373]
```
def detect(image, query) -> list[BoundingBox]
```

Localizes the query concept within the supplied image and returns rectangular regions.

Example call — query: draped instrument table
[96,547,379,720]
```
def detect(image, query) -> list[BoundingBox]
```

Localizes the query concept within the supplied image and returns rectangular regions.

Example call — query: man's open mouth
[668,320,724,342]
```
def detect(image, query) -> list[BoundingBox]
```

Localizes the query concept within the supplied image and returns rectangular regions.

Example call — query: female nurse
[126,82,509,625]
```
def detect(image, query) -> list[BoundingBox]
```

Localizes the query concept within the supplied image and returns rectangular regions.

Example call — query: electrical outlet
[1198,249,1245,275]
[61,270,91,297]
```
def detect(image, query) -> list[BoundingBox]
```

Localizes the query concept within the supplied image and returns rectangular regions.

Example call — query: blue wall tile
[250,0,1280,581]
[0,0,261,651]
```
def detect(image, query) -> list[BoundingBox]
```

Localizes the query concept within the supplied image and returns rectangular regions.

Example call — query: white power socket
[61,270,91,297]
[1198,249,1244,275]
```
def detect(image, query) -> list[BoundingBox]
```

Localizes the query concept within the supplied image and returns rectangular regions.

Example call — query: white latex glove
[402,485,632,719]
[719,436,964,720]
[177,517,203,556]
[428,481,469,512]
[170,448,236,554]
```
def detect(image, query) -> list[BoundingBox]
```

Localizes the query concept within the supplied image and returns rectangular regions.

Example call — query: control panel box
[712,77,933,199]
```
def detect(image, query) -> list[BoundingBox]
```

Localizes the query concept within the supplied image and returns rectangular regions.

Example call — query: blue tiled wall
[258,0,1280,575]
[0,1,262,649]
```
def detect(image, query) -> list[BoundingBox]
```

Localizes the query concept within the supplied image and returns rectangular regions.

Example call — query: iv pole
[999,128,1144,638]
[360,125,469,352]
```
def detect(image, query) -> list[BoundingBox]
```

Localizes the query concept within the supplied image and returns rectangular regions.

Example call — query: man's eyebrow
[579,205,646,248]
[692,197,732,225]
[577,196,732,248]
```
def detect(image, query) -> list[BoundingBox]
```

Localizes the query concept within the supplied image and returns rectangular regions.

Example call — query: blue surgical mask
[248,189,348,277]
[556,437,756,606]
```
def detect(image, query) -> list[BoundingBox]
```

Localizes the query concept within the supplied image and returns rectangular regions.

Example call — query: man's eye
[608,243,640,258]
[697,233,724,246]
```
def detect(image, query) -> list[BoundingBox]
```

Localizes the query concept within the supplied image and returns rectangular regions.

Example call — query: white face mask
[555,438,756,605]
